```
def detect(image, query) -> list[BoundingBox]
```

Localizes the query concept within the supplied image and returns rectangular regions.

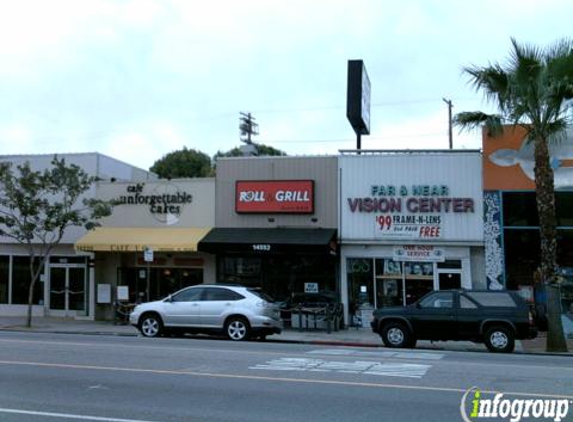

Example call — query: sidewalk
[0,316,571,355]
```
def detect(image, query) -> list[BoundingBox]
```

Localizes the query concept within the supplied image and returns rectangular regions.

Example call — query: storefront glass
[118,267,203,303]
[403,261,434,305]
[217,254,337,302]
[12,256,43,305]
[0,256,8,303]
[347,257,439,312]
[347,258,374,316]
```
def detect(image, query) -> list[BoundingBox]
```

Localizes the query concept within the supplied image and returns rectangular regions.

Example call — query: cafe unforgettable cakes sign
[116,182,193,225]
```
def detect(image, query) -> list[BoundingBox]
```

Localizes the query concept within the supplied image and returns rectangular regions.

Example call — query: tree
[0,157,114,327]
[454,38,573,352]
[150,147,212,179]
[214,143,287,159]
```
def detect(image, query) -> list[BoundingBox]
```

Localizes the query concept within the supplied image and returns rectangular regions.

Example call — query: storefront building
[0,153,155,318]
[75,177,215,320]
[483,127,573,316]
[198,156,338,304]
[339,151,485,325]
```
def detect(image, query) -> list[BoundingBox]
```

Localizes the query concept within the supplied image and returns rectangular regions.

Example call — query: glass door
[49,266,86,316]
[68,267,86,312]
[49,268,66,310]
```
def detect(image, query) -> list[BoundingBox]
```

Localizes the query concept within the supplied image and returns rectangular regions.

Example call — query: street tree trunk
[26,278,35,328]
[534,136,568,352]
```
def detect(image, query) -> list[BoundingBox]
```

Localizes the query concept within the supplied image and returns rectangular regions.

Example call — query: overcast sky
[1,0,571,170]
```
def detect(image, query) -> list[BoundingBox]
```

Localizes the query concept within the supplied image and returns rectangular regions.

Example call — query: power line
[265,133,447,144]
[251,97,477,115]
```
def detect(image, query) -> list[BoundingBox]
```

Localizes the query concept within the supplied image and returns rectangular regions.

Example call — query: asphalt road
[0,331,571,422]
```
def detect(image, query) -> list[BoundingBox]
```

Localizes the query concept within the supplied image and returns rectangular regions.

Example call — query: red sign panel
[235,180,314,214]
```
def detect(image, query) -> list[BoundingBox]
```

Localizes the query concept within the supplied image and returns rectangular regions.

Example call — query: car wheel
[381,322,416,348]
[225,317,250,341]
[139,313,163,338]
[484,326,515,353]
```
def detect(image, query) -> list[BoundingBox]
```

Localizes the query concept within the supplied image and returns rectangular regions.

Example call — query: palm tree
[454,38,573,352]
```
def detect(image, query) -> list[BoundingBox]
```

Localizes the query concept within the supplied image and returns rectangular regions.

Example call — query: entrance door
[49,266,86,317]
[438,272,462,290]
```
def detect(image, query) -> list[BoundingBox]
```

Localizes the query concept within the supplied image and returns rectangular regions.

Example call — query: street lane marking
[307,349,445,360]
[250,358,431,378]
[0,407,173,422]
[0,359,571,400]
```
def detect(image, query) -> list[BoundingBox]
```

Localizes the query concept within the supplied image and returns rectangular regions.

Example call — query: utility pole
[443,98,453,149]
[239,112,259,156]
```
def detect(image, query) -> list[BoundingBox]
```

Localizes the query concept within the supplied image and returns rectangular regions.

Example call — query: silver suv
[129,284,282,341]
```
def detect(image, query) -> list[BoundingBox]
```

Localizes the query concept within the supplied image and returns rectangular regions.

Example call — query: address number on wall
[252,244,271,251]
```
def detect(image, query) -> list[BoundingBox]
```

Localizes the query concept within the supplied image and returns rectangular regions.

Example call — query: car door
[409,291,457,340]
[162,286,204,327]
[200,287,245,328]
[455,293,482,340]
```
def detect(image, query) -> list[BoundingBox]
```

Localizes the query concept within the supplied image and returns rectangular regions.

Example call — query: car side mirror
[166,294,173,303]
[415,302,422,309]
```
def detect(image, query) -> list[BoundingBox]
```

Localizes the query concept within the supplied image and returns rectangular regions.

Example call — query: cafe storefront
[0,152,156,319]
[339,151,485,325]
[75,178,215,320]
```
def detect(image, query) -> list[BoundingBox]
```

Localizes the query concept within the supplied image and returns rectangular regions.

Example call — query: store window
[503,192,539,227]
[374,258,402,308]
[12,256,43,305]
[347,258,374,315]
[218,255,336,302]
[119,267,203,303]
[348,258,442,311]
[404,261,434,305]
[218,257,262,287]
[0,256,8,303]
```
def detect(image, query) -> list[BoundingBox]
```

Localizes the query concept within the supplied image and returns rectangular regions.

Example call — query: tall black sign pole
[346,60,371,152]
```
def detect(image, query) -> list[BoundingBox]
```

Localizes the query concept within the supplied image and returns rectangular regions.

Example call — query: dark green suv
[371,290,537,353]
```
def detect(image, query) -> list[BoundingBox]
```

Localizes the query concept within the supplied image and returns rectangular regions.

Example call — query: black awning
[198,228,337,255]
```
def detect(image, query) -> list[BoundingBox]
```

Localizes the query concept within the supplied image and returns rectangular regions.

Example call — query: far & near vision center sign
[346,184,476,239]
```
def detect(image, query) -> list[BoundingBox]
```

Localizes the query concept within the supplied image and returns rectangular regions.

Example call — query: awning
[197,228,337,255]
[74,227,212,252]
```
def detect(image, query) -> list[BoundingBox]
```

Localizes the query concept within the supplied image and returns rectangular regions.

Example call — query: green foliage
[0,156,115,326]
[454,38,573,352]
[150,147,212,179]
[454,37,573,139]
[214,143,287,160]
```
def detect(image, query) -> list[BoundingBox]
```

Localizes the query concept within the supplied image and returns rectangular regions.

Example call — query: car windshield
[247,288,276,303]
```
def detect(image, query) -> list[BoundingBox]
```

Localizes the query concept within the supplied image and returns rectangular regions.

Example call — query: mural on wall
[483,126,573,191]
[483,127,573,289]
[488,130,573,189]
[484,191,504,290]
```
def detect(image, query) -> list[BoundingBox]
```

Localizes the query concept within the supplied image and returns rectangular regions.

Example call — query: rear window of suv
[248,288,276,303]
[465,292,517,307]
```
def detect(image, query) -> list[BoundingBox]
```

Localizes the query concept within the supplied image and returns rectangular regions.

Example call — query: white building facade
[339,152,485,325]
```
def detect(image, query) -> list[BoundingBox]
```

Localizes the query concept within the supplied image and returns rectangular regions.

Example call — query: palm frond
[464,65,508,96]
[453,111,504,136]
[545,38,573,63]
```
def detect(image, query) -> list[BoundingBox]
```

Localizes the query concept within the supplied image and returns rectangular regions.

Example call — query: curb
[1,326,572,356]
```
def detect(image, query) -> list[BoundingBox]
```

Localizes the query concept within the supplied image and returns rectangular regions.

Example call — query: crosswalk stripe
[250,358,432,378]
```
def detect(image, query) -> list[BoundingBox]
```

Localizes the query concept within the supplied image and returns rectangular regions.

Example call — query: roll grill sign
[235,180,314,214]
